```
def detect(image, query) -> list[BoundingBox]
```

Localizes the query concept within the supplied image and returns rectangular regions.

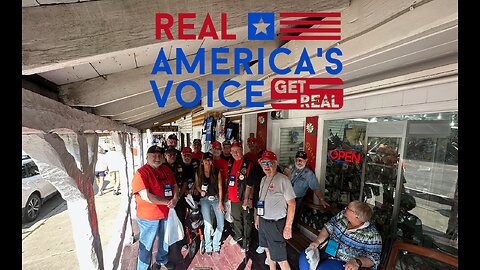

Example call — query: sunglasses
[261,161,274,167]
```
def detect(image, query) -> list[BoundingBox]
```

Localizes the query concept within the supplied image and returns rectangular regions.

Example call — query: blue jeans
[200,197,224,252]
[136,217,169,270]
[299,249,345,270]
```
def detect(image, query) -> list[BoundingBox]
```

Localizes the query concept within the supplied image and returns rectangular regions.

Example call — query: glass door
[362,136,403,241]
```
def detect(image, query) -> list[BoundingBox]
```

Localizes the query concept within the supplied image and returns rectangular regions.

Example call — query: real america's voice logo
[150,12,343,110]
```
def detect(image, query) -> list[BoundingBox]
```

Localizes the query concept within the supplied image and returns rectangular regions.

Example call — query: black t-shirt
[200,167,220,197]
[220,153,234,163]
[182,159,200,191]
[164,161,187,187]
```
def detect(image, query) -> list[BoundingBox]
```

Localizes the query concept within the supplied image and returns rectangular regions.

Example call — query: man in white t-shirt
[106,146,124,195]
[95,148,109,196]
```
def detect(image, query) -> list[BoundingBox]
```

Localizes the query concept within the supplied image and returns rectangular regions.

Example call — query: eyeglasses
[345,206,356,214]
[261,161,274,167]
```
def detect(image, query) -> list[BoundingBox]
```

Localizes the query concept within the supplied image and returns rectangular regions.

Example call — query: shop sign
[329,149,361,164]
[150,12,344,109]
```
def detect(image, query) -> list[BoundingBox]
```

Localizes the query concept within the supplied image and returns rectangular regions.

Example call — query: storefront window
[278,126,304,169]
[324,112,458,258]
[325,120,367,208]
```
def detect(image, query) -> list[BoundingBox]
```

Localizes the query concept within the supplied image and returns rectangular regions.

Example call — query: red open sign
[329,150,361,164]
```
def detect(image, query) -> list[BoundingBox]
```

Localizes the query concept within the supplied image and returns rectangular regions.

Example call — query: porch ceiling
[22,0,350,130]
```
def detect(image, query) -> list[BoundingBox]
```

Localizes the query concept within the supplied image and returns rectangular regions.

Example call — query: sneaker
[242,242,250,252]
[229,237,242,245]
[256,246,265,254]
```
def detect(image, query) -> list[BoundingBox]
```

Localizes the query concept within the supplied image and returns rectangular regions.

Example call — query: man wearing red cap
[211,141,229,197]
[191,138,203,161]
[132,145,179,270]
[255,150,296,270]
[227,141,255,252]
[244,137,260,165]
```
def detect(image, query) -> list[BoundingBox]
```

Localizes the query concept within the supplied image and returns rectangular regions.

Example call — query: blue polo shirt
[290,165,320,198]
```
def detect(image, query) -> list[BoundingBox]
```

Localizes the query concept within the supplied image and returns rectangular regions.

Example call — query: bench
[287,202,339,253]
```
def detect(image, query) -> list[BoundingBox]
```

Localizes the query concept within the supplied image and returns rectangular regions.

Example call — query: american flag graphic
[279,12,341,41]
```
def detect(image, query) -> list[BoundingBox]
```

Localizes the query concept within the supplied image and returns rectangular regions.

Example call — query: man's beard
[295,164,306,170]
[148,162,161,168]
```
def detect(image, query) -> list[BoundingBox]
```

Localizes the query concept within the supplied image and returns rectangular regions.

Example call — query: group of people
[131,133,383,270]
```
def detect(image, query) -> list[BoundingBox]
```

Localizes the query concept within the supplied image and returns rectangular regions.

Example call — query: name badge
[229,175,235,186]
[201,184,208,191]
[325,239,340,257]
[257,200,264,216]
[188,179,194,189]
[164,184,173,197]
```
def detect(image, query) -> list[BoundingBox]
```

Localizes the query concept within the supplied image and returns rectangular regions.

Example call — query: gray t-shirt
[258,172,296,220]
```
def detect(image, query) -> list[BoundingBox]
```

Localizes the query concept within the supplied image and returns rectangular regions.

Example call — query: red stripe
[280,28,341,33]
[280,35,341,40]
[280,20,341,25]
[279,12,341,17]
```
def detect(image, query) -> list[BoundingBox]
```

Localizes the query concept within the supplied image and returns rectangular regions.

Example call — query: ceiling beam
[22,88,137,134]
[23,0,349,72]
[132,106,199,130]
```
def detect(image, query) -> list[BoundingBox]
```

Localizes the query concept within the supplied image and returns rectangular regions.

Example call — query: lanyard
[260,174,277,201]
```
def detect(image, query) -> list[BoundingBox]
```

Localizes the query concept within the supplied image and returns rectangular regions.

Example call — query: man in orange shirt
[132,145,179,270]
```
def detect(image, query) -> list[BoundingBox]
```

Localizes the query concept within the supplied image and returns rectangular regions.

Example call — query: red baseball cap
[231,141,242,148]
[211,141,222,149]
[261,150,277,161]
[181,147,192,154]
[247,137,258,143]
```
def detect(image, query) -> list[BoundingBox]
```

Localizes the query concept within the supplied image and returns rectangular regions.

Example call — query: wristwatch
[354,258,363,268]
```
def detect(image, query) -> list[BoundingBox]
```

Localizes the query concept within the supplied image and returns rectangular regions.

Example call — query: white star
[253,18,270,35]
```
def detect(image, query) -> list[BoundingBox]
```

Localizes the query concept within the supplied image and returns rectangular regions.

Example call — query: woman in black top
[195,152,225,255]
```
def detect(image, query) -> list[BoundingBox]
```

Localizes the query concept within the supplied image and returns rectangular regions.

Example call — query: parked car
[22,158,58,223]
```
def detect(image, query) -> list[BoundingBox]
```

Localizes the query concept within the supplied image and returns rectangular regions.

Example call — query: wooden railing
[384,240,458,270]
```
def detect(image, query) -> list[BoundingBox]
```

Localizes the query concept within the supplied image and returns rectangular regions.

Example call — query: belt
[202,195,218,201]
[261,217,286,222]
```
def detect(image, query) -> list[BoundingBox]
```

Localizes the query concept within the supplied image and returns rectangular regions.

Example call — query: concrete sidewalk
[22,181,122,270]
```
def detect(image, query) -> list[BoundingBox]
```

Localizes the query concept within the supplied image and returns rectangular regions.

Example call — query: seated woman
[299,200,382,270]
